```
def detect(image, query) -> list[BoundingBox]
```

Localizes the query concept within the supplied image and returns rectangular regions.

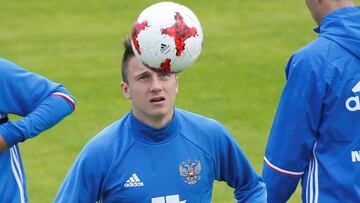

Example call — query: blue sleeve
[54,140,105,203]
[262,54,325,202]
[0,95,75,147]
[215,125,267,203]
[0,58,76,147]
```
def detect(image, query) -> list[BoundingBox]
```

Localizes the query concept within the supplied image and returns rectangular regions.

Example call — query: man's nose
[149,77,162,92]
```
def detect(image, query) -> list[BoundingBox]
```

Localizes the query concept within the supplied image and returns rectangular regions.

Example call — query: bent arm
[214,126,267,202]
[0,94,75,149]
[55,141,104,203]
[229,146,267,203]
[0,58,76,150]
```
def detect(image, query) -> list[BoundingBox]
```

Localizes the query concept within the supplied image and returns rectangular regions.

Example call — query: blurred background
[0,0,327,202]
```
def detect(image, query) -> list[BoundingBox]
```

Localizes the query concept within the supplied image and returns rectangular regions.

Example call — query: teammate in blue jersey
[0,58,76,203]
[262,0,360,202]
[54,38,267,203]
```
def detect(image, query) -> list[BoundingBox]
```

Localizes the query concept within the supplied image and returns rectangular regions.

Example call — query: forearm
[216,131,267,202]
[0,95,74,149]
[234,179,267,203]
[262,163,301,203]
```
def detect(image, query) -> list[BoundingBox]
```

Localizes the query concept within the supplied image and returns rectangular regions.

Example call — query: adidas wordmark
[124,173,144,188]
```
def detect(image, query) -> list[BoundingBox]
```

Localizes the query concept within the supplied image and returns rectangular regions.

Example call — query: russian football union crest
[179,159,201,185]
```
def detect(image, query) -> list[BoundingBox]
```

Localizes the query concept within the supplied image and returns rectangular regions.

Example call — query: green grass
[0,0,325,202]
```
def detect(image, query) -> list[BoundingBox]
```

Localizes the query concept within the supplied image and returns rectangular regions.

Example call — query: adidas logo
[160,43,170,54]
[124,173,144,188]
[352,81,360,93]
[345,81,360,112]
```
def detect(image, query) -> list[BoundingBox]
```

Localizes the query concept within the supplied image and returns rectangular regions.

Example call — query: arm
[215,126,267,203]
[262,54,324,202]
[54,140,104,203]
[0,59,76,150]
[0,94,75,150]
[0,133,7,151]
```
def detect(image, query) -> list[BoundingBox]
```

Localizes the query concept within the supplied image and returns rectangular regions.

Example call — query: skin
[0,134,7,151]
[121,56,178,129]
[305,0,355,25]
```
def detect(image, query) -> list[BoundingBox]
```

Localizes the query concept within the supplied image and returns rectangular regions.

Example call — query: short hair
[121,37,134,84]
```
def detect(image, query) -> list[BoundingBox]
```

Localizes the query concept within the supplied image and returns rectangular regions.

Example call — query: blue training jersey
[263,6,360,203]
[0,58,76,203]
[55,109,266,203]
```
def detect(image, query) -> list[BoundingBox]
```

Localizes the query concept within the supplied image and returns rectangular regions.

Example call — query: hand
[0,133,9,151]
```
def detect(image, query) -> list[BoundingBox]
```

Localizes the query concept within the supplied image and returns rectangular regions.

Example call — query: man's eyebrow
[135,71,151,78]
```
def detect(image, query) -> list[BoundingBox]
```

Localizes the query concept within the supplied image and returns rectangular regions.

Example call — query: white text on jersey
[151,194,186,203]
[345,81,360,111]
[352,150,360,162]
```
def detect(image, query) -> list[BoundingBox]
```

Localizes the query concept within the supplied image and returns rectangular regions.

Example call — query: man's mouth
[150,97,165,103]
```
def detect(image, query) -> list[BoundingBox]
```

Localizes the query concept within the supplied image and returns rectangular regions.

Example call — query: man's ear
[120,82,131,99]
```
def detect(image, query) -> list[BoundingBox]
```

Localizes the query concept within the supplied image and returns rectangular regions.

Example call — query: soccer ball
[131,2,203,73]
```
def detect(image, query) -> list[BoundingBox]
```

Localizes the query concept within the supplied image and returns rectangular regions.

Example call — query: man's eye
[138,75,148,80]
[160,72,171,77]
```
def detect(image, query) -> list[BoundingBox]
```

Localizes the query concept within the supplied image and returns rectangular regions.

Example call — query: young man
[54,38,267,203]
[262,0,360,202]
[0,58,76,203]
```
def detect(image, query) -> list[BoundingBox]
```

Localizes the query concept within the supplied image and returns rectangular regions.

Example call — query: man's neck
[317,0,354,25]
[132,110,174,129]
[144,117,172,129]
[325,0,354,15]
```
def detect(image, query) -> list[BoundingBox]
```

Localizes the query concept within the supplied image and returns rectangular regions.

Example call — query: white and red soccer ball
[131,2,203,73]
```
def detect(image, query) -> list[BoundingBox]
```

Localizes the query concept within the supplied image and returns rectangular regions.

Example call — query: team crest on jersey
[179,159,201,185]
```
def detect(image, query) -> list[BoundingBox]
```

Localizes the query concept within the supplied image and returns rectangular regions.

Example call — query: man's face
[121,56,178,127]
[305,0,322,25]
